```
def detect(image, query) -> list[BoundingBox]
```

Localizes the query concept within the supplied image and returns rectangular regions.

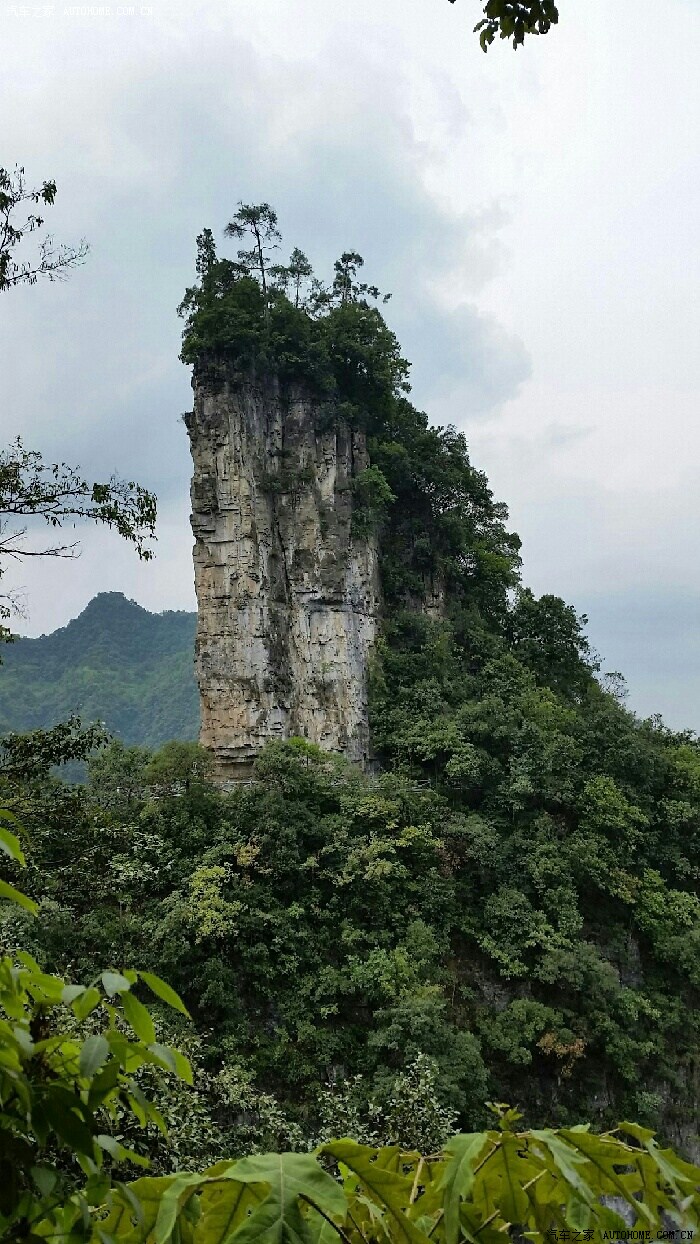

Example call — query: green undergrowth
[3,712,700,1163]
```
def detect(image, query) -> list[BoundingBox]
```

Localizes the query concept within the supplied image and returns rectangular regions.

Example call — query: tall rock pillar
[185,362,382,779]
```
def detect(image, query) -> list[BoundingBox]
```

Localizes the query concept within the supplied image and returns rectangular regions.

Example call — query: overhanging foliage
[99,1116,700,1243]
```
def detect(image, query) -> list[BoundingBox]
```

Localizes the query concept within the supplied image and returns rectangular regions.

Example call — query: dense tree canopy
[5,693,700,1160]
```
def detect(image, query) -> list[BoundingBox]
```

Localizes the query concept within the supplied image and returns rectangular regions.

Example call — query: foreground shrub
[99,1108,700,1243]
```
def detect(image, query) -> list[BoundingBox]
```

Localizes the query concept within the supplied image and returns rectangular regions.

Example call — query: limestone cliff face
[185,362,381,779]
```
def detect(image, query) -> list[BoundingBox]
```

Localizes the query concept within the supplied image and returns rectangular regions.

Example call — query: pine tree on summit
[330,251,391,307]
[269,246,314,308]
[224,202,281,308]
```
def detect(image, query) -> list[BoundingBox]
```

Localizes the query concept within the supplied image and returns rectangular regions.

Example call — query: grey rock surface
[185,363,381,779]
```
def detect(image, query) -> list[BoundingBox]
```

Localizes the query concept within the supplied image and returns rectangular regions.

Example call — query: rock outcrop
[185,362,381,779]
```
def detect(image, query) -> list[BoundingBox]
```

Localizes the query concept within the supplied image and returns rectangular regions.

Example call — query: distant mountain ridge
[0,593,199,747]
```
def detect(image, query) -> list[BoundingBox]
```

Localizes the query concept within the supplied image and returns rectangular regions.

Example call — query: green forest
[3,185,700,1238]
[0,592,198,747]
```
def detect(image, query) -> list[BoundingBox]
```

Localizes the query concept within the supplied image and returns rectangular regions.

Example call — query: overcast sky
[2,0,700,730]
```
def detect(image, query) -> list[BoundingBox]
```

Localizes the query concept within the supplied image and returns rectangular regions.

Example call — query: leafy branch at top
[0,165,88,291]
[0,440,157,561]
[0,168,158,640]
[446,1,559,51]
[0,440,157,642]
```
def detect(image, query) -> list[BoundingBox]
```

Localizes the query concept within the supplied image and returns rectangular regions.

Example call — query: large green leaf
[99,1175,179,1243]
[621,1121,699,1206]
[194,1175,265,1244]
[102,970,133,996]
[322,1141,430,1244]
[0,877,37,913]
[529,1132,597,1209]
[226,1190,314,1244]
[439,1133,491,1244]
[71,986,102,1020]
[146,1041,193,1085]
[144,1154,346,1244]
[556,1129,655,1223]
[0,820,25,864]
[40,1089,95,1156]
[138,969,191,1017]
[121,991,157,1045]
[494,1133,534,1225]
[79,1034,110,1079]
[152,1171,209,1243]
[232,1151,348,1226]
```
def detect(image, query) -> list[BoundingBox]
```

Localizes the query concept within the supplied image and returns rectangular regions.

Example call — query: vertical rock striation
[185,362,381,779]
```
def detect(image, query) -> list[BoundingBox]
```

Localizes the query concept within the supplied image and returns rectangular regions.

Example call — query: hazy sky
[2,0,700,729]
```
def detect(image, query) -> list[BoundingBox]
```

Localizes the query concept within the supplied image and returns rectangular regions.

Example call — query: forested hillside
[3,225,700,1176]
[4,0,700,1223]
[0,592,198,746]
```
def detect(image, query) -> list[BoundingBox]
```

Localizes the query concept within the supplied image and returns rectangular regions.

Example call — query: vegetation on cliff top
[179,206,522,612]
